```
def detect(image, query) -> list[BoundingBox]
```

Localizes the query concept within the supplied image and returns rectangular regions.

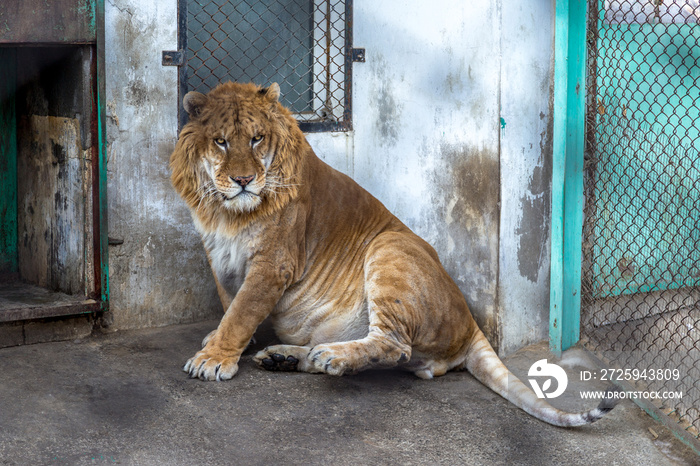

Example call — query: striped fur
[170,82,618,426]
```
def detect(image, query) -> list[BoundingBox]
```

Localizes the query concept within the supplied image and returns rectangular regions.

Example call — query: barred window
[180,0,354,132]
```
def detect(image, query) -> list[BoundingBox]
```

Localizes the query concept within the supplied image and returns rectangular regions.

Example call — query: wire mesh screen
[185,0,351,130]
[582,0,700,440]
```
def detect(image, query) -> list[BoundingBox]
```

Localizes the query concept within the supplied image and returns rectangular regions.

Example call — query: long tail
[464,329,620,427]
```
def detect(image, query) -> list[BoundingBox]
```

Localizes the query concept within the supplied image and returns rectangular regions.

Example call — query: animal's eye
[251,135,264,145]
[214,137,226,146]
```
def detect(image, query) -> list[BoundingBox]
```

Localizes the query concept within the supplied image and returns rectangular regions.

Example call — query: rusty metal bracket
[162,50,184,66]
[107,237,124,246]
[352,48,365,63]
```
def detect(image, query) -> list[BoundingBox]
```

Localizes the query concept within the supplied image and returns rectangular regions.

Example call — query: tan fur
[170,82,618,427]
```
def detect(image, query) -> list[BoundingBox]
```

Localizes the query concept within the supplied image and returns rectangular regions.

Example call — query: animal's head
[170,82,305,223]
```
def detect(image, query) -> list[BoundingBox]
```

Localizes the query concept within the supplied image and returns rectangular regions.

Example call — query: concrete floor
[0,320,698,466]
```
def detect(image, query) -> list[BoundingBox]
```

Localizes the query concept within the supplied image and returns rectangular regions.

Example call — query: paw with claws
[183,349,239,381]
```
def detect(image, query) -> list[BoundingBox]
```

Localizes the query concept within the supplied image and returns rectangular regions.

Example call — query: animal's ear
[183,91,208,117]
[258,83,280,102]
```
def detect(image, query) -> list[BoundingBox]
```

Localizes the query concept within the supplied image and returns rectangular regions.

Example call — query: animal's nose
[231,175,255,187]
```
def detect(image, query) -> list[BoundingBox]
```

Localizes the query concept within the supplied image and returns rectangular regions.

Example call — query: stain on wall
[434,145,501,343]
[369,54,403,148]
[515,123,553,283]
[497,0,554,355]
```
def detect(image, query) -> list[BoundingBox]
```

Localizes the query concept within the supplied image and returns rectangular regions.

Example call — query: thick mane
[169,82,308,234]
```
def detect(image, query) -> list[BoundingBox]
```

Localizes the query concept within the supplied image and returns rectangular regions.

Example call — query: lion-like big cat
[170,82,618,427]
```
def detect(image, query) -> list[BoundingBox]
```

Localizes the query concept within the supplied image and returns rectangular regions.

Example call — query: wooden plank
[0,0,96,44]
[0,48,18,274]
[551,0,587,353]
[562,0,587,350]
[0,281,99,322]
[17,115,87,295]
[0,301,100,323]
[550,0,569,356]
[95,0,110,307]
[15,45,98,297]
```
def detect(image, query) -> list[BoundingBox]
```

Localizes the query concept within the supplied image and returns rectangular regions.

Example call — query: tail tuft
[583,385,623,424]
[599,385,623,412]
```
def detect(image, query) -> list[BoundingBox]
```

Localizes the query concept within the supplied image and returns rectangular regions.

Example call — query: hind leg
[254,333,410,375]
[257,233,433,376]
[306,231,473,377]
[307,331,411,375]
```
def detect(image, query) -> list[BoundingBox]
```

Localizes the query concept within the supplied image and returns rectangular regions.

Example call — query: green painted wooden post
[0,48,18,274]
[563,0,586,351]
[96,0,109,308]
[550,0,568,356]
[551,0,587,355]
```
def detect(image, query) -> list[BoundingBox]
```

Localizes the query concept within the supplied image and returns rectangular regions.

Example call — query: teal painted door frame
[550,0,587,356]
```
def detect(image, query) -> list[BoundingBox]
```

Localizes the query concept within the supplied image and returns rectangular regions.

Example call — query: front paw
[183,349,239,381]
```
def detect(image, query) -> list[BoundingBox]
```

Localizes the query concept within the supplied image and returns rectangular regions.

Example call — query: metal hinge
[162,50,184,66]
[352,48,366,63]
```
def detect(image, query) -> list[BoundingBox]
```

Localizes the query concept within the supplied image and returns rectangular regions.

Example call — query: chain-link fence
[183,0,352,131]
[582,0,700,442]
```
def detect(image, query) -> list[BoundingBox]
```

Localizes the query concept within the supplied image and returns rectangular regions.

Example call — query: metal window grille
[582,0,700,444]
[177,0,354,132]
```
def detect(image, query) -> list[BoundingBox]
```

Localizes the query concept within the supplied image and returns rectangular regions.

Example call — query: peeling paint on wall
[351,0,503,348]
[497,0,554,356]
[515,123,553,283]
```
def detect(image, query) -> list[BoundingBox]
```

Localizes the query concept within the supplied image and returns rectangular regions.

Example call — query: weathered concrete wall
[104,0,220,329]
[498,2,554,354]
[352,1,502,344]
[104,0,554,354]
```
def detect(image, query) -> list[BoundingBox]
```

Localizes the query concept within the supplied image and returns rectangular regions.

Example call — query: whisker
[195,181,219,211]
